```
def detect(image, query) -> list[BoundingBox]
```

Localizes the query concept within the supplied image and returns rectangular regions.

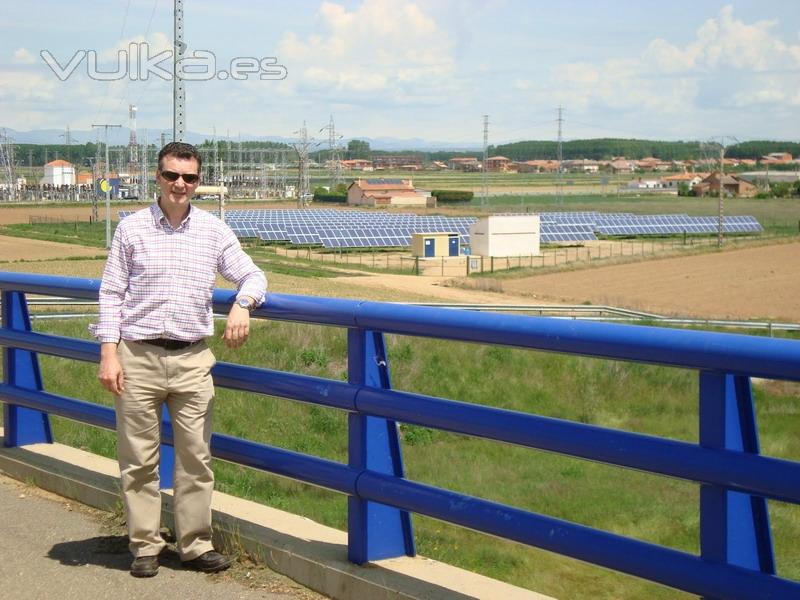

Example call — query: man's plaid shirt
[91,202,266,343]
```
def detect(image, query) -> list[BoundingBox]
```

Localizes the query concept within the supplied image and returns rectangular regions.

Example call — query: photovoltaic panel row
[595,215,763,236]
[121,209,762,246]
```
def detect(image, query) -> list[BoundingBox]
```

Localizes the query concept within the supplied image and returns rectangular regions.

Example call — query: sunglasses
[160,170,200,184]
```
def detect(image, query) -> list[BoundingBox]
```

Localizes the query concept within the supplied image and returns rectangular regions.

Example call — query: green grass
[0,222,115,248]
[3,316,799,599]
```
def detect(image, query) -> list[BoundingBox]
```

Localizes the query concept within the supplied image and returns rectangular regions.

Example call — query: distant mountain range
[1,127,481,152]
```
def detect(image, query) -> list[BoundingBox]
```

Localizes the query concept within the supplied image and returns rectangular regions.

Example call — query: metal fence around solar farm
[118,209,764,249]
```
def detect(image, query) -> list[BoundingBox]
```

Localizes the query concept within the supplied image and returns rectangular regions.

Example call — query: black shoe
[181,550,233,573]
[130,555,159,577]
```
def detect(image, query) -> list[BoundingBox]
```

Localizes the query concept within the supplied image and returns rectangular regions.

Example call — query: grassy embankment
[0,199,799,597]
[1,314,798,600]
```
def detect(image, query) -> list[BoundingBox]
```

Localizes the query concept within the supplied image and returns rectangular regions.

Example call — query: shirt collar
[151,201,194,230]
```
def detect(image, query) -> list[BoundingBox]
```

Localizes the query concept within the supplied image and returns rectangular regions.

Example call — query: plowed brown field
[498,242,799,321]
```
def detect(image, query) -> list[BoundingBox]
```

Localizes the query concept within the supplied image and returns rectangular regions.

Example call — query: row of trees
[10,138,800,169]
[491,139,800,162]
[329,138,800,164]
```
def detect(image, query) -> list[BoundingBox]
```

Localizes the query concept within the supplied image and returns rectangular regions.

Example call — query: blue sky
[2,1,799,145]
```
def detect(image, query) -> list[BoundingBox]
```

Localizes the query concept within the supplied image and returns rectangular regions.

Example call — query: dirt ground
[492,241,800,322]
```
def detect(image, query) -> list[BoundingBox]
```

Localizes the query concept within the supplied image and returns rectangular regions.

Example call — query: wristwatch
[237,297,255,312]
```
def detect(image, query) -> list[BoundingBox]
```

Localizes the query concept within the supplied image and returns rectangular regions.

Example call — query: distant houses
[692,172,758,198]
[347,178,431,207]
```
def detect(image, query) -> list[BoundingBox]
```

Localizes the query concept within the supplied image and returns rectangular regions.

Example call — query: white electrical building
[469,214,540,257]
[41,160,76,185]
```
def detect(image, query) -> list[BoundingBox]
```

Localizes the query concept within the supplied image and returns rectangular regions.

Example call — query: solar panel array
[118,209,762,248]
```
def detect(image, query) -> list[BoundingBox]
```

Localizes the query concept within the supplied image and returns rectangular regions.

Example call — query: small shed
[469,215,540,257]
[411,232,460,258]
[41,160,76,186]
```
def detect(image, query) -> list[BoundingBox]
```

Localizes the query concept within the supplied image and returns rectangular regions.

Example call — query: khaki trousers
[114,339,216,560]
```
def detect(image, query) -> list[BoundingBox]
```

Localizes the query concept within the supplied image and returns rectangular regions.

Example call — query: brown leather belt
[137,338,202,351]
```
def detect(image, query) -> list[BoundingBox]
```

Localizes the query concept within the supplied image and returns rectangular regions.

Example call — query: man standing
[93,142,266,578]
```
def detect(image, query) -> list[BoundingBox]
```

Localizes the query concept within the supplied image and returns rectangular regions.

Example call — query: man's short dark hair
[158,142,202,172]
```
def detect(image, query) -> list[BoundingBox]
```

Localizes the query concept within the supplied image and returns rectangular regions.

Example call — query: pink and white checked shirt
[91,203,267,344]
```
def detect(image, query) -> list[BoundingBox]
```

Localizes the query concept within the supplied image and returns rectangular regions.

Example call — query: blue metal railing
[2,271,800,599]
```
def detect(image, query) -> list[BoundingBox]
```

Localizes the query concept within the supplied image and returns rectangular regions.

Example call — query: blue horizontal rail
[3,328,800,505]
[2,271,800,599]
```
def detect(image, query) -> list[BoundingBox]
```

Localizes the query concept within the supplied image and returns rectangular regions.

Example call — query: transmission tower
[59,126,73,162]
[481,115,489,209]
[0,129,17,202]
[293,121,317,207]
[556,105,564,204]
[128,105,139,196]
[320,115,343,190]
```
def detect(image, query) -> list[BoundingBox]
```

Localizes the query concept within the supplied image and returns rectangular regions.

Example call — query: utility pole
[556,105,564,204]
[173,0,186,142]
[708,136,737,248]
[481,114,489,210]
[93,129,101,221]
[718,144,724,247]
[92,123,122,248]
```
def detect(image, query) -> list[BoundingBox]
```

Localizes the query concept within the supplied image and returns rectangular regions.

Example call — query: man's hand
[98,342,125,394]
[224,303,250,349]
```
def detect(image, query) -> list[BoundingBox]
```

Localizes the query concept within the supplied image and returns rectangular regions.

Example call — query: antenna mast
[173,0,185,142]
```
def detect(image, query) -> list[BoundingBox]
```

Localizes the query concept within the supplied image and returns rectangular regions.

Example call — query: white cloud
[543,5,800,122]
[276,0,457,106]
[11,48,35,65]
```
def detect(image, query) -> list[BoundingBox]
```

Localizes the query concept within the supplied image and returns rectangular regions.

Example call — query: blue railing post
[159,404,175,489]
[699,371,775,597]
[347,328,415,563]
[1,291,52,446]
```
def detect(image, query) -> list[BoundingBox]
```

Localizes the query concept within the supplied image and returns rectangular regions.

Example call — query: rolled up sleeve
[217,227,267,306]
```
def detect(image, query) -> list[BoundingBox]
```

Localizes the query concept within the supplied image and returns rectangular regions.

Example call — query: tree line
[490,138,800,161]
[11,138,800,168]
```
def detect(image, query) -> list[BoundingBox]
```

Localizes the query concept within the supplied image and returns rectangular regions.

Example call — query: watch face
[238,299,251,309]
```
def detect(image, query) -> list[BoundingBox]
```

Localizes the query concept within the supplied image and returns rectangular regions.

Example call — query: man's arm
[94,226,130,392]
[217,227,267,349]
